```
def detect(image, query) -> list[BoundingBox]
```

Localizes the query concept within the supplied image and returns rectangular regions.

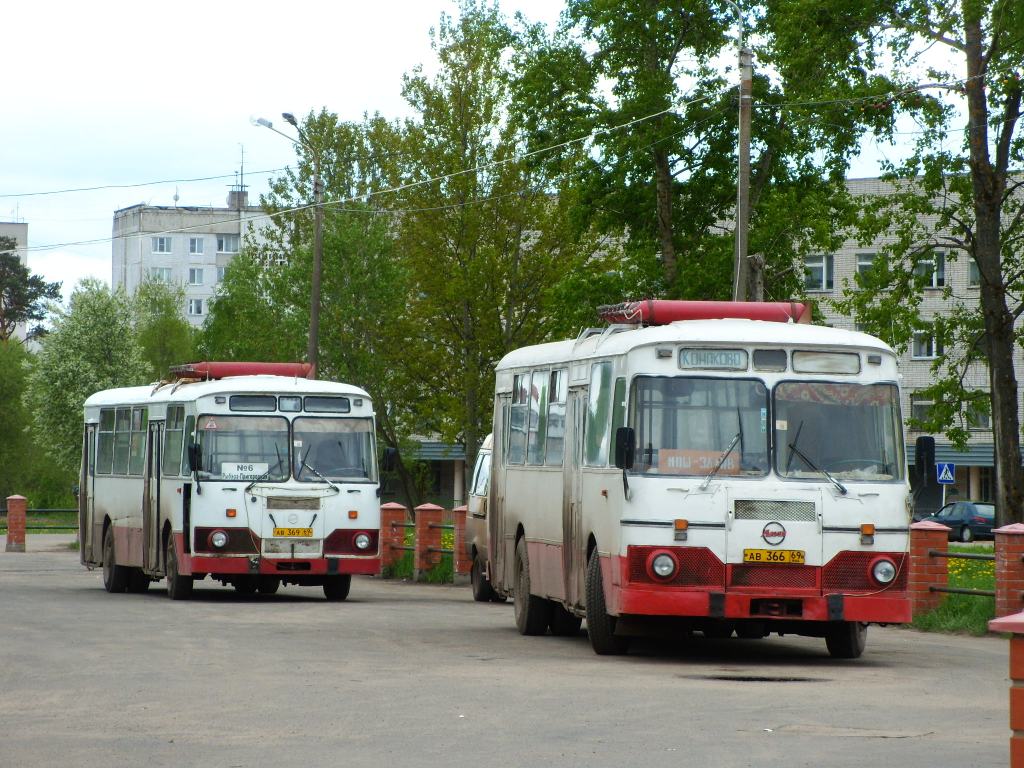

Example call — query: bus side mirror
[914,435,935,485]
[614,427,635,470]
[187,442,202,472]
[381,447,397,472]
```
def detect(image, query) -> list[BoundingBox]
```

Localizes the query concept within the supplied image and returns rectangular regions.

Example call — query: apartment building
[1,220,30,341]
[111,189,264,326]
[810,177,1005,507]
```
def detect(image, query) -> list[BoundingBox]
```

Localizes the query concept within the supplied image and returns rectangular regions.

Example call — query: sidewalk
[4,533,79,554]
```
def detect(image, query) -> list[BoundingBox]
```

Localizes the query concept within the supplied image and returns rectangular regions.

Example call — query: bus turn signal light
[860,523,875,545]
[348,510,359,520]
[226,508,237,518]
[674,519,688,541]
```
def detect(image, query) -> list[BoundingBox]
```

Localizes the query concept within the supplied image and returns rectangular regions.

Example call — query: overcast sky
[3,1,932,302]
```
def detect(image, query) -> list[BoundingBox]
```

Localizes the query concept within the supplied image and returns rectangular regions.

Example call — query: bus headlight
[353,532,371,551]
[210,530,229,549]
[871,558,897,585]
[651,552,676,579]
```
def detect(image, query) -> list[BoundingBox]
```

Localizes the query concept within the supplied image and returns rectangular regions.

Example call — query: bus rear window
[230,395,277,411]
[304,396,351,413]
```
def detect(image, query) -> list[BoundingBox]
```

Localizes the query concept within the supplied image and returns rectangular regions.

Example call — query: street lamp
[252,113,324,378]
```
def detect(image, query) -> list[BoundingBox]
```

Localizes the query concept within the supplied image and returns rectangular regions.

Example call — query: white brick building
[810,177,1006,507]
[111,189,264,327]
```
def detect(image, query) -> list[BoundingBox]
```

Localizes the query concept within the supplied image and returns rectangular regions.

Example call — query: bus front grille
[730,564,817,589]
[627,546,725,587]
[822,551,907,592]
[734,500,816,522]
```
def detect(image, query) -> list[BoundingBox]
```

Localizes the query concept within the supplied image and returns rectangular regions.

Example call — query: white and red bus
[79,362,388,601]
[488,301,911,658]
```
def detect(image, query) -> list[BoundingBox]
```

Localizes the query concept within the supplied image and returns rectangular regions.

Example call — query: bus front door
[489,396,510,590]
[561,388,586,610]
[79,425,96,564]
[143,421,162,572]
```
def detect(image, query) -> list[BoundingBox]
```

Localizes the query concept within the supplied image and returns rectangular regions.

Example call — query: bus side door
[143,421,162,572]
[79,424,97,565]
[562,387,586,610]
[489,395,510,590]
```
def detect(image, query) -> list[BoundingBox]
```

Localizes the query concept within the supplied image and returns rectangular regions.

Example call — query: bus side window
[113,407,132,475]
[163,406,185,477]
[507,374,528,464]
[585,361,613,467]
[97,408,115,475]
[128,407,148,476]
[545,369,567,466]
[526,369,549,465]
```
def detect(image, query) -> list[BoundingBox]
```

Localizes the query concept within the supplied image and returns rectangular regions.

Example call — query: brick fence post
[452,505,470,583]
[414,503,444,581]
[909,520,950,617]
[378,502,408,574]
[995,524,1024,618]
[988,612,1024,767]
[5,495,27,553]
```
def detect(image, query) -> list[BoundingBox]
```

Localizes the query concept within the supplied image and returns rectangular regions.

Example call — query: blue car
[923,501,996,542]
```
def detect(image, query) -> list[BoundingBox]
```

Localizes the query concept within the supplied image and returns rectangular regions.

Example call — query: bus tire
[257,577,280,595]
[165,537,193,601]
[549,603,583,636]
[585,550,629,655]
[471,554,496,602]
[514,537,551,635]
[825,621,867,659]
[102,525,128,593]
[126,568,150,593]
[324,575,351,601]
[234,577,257,595]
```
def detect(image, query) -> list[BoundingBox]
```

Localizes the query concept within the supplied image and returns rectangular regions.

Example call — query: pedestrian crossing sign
[936,462,955,484]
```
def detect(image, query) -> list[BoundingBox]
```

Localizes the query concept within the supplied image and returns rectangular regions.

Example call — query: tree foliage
[0,237,61,341]
[26,280,151,474]
[135,279,195,377]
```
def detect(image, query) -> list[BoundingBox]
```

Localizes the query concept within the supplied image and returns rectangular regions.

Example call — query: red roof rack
[168,361,314,380]
[596,300,812,326]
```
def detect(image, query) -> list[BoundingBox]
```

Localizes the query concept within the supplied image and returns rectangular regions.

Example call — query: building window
[911,332,943,359]
[187,298,204,316]
[911,396,933,423]
[189,237,204,255]
[804,254,834,292]
[969,260,981,287]
[914,251,945,288]
[217,234,240,253]
[148,267,172,283]
[216,266,226,283]
[856,252,875,276]
[188,268,204,286]
[967,399,991,430]
[151,236,172,254]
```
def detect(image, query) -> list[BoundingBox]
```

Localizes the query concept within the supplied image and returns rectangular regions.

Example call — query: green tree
[397,1,584,468]
[26,280,151,473]
[791,0,1024,524]
[134,279,195,377]
[0,237,61,341]
[0,340,32,499]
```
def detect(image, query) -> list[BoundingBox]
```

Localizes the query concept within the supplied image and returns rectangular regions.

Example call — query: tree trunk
[964,11,1023,526]
[653,144,677,289]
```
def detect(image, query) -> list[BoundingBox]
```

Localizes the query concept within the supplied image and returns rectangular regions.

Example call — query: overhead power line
[0,167,288,199]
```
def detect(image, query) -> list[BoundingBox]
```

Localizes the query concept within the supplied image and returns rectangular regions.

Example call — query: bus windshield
[293,417,376,482]
[195,415,290,481]
[775,382,903,481]
[631,377,769,477]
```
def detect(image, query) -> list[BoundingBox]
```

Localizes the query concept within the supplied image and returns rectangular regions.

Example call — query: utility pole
[732,43,753,301]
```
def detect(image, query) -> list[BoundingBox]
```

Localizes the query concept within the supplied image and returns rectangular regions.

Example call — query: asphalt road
[0,536,1009,767]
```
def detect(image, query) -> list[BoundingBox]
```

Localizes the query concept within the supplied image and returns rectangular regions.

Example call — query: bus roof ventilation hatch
[596,300,812,326]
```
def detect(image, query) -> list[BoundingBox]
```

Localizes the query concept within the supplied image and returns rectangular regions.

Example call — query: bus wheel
[514,538,551,635]
[323,575,351,601]
[234,578,257,595]
[471,555,496,602]
[257,577,280,595]
[165,537,194,601]
[825,622,867,659]
[585,550,629,655]
[549,603,583,637]
[102,526,128,593]
[126,568,150,593]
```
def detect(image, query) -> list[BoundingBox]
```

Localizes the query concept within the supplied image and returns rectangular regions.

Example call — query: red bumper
[607,549,911,624]
[175,532,380,576]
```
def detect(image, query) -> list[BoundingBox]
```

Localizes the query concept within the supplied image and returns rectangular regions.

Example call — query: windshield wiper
[700,432,741,490]
[301,459,339,492]
[787,440,848,495]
